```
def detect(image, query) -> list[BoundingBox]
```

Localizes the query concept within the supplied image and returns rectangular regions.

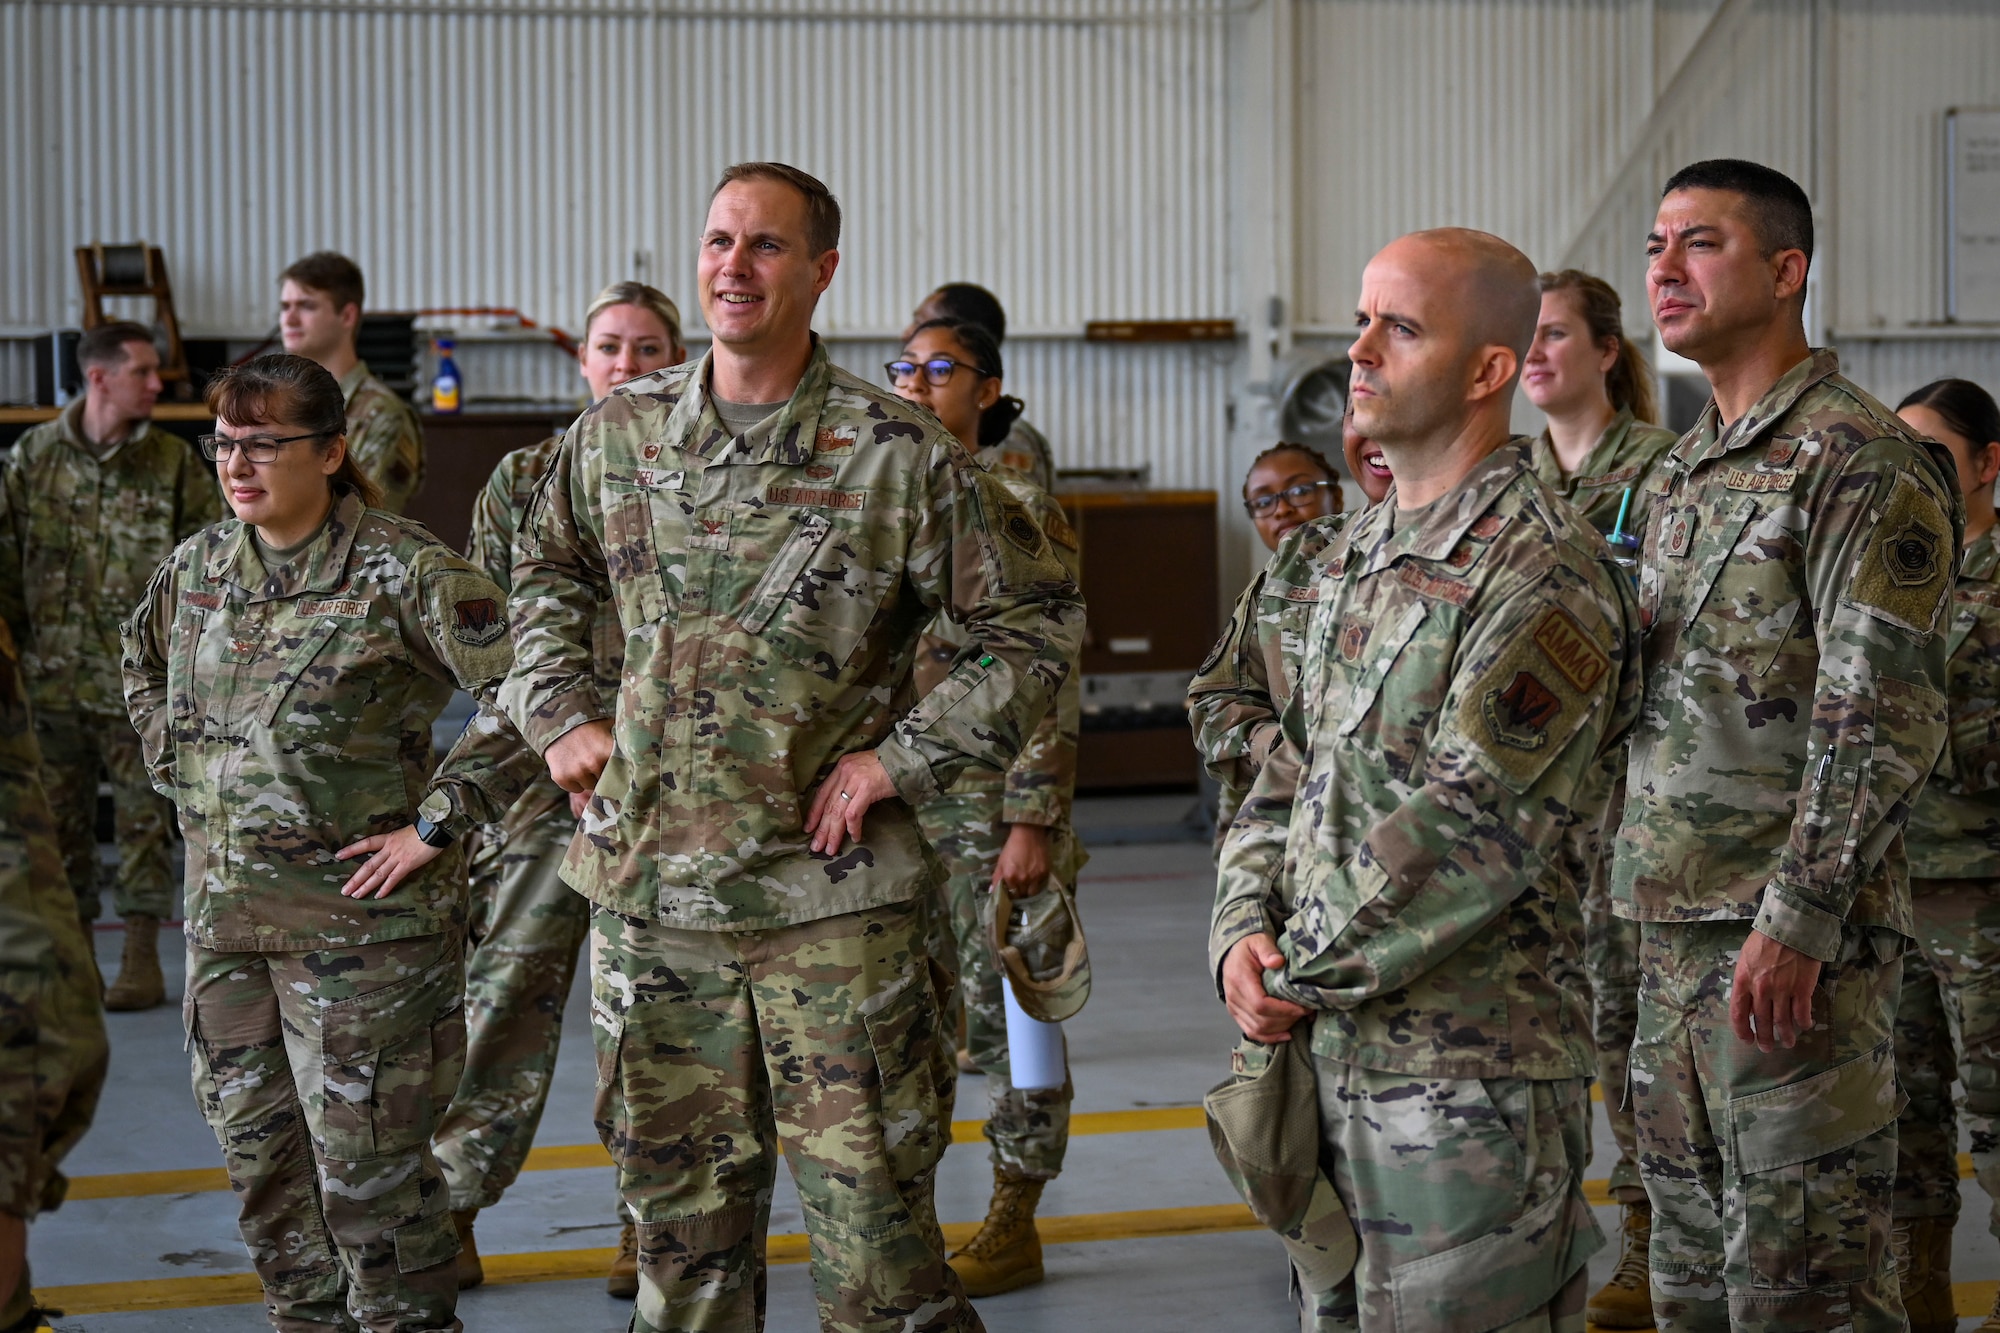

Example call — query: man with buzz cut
[1,320,221,1010]
[279,250,425,513]
[1616,158,1959,1331]
[1213,227,1642,1331]
[504,161,1083,1333]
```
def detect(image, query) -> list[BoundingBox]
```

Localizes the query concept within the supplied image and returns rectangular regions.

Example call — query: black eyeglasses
[885,357,990,388]
[1244,480,1336,516]
[197,431,329,463]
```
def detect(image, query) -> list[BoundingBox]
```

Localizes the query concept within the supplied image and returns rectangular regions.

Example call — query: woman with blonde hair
[1522,269,1678,1331]
[435,281,686,1296]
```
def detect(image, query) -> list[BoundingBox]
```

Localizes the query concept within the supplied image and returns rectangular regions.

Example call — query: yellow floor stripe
[63,1106,1214,1202]
[35,1203,1262,1315]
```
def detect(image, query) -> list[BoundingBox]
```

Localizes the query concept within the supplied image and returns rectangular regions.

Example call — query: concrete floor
[28,794,2000,1331]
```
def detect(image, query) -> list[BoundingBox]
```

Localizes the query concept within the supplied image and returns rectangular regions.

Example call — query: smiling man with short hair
[504,162,1083,1333]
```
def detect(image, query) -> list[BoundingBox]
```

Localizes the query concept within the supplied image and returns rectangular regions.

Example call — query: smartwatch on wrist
[414,789,457,848]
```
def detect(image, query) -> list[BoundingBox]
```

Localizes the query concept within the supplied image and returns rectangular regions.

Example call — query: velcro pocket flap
[257,615,344,727]
[739,511,832,634]
[392,1210,460,1274]
[1387,1174,1603,1333]
[1726,1039,1904,1176]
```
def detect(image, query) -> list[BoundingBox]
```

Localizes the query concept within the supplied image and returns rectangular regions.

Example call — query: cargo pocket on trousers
[861,971,947,1222]
[1726,1039,1904,1290]
[319,962,459,1162]
[391,1209,460,1274]
[590,997,633,1165]
[1386,1174,1603,1333]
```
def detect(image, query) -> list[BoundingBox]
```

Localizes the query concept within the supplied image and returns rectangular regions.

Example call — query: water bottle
[432,336,462,414]
[1002,907,1067,1091]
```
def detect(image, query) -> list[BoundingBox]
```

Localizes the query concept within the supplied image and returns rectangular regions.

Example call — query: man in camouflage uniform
[504,163,1082,1333]
[1523,327,1680,1328]
[1615,160,1959,1332]
[1214,228,1640,1332]
[0,537,109,1333]
[432,428,627,1287]
[280,252,425,513]
[1888,381,2000,1333]
[0,321,221,1010]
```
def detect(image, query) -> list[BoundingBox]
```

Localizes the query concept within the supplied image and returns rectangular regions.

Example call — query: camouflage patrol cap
[1204,1031,1358,1293]
[989,877,1091,1023]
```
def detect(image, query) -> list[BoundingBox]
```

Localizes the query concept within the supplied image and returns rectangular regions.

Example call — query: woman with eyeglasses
[887,317,1083,1298]
[1187,442,1347,851]
[121,353,537,1333]
[437,281,686,1298]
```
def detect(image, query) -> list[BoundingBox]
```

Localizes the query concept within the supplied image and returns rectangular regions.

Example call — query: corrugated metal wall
[6,0,1998,488]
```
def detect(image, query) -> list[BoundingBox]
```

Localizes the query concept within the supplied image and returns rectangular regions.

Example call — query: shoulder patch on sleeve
[1850,471,1953,635]
[422,566,514,684]
[1455,600,1612,793]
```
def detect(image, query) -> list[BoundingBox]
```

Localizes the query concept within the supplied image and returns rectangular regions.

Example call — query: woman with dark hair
[888,316,1082,1297]
[1523,268,1680,1331]
[1888,378,2000,1333]
[122,353,537,1332]
[905,283,1056,488]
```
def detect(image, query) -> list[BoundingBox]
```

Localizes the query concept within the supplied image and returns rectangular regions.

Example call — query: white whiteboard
[1948,108,2000,323]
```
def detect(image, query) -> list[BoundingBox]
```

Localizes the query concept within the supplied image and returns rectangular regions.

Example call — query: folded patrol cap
[990,876,1091,1023]
[1204,1031,1358,1294]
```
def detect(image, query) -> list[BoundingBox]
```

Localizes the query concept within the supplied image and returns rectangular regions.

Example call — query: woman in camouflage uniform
[122,355,536,1333]
[1889,378,2000,1333]
[1520,269,1679,1331]
[441,282,684,1297]
[891,318,1084,1298]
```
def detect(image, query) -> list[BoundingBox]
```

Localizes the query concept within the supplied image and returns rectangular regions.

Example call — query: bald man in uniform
[1213,229,1641,1331]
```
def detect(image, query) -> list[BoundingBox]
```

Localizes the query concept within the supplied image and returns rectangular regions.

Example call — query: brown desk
[409,409,575,552]
[1054,488,1218,791]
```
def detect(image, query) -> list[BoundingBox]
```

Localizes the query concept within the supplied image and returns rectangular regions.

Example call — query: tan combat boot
[1894,1216,1958,1333]
[103,914,165,1011]
[1977,1282,2000,1333]
[1585,1200,1655,1329]
[948,1166,1046,1297]
[452,1208,483,1291]
[607,1220,639,1298]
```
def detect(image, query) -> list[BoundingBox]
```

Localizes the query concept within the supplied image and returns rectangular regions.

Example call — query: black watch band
[414,815,456,848]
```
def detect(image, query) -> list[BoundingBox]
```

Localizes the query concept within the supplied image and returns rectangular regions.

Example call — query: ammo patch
[1766,435,1801,466]
[1000,503,1046,557]
[1662,511,1696,558]
[181,591,222,612]
[766,485,864,510]
[1721,467,1796,493]
[300,598,369,618]
[1445,540,1478,570]
[1397,565,1473,608]
[1850,471,1952,634]
[1531,606,1610,693]
[1468,513,1510,542]
[452,597,507,647]
[814,425,858,453]
[1339,619,1369,663]
[1482,670,1562,751]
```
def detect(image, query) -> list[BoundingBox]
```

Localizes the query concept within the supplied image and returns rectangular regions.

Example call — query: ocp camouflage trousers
[433,782,587,1213]
[589,899,982,1333]
[1894,878,2000,1239]
[1632,921,1904,1333]
[185,935,466,1333]
[1298,1061,1601,1333]
[1582,871,1643,1206]
[916,790,1072,1181]
[36,707,174,921]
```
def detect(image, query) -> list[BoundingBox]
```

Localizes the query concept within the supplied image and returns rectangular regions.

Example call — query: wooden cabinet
[1053,489,1218,791]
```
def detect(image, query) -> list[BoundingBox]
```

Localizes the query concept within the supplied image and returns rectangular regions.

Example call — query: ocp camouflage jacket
[1214,441,1642,1079]
[503,339,1085,931]
[1,398,221,716]
[122,489,538,950]
[1612,351,1960,959]
[1901,527,2000,882]
[1188,515,1344,847]
[340,361,426,515]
